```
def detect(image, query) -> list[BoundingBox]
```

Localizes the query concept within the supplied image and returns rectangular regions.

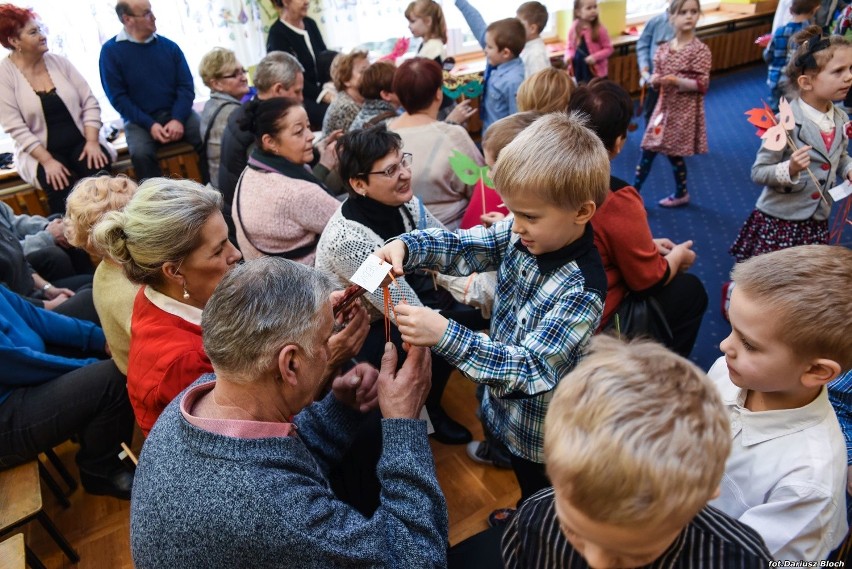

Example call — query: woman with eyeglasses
[233,97,339,264]
[0,4,115,214]
[388,58,483,231]
[316,124,485,445]
[199,48,250,190]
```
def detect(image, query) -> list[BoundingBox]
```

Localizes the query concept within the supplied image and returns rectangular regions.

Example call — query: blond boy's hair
[64,175,138,254]
[482,111,542,163]
[493,112,609,209]
[731,245,852,369]
[544,335,730,527]
[516,68,574,113]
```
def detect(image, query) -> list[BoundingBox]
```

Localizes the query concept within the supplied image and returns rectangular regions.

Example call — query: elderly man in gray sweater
[130,257,448,569]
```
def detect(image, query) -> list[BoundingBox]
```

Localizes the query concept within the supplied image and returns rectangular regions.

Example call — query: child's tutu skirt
[730,209,829,263]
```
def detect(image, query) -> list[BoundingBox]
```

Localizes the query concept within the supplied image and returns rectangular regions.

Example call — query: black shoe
[427,406,472,445]
[80,469,133,500]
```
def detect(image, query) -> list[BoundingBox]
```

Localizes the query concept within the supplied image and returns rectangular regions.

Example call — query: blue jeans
[124,110,203,181]
[0,359,134,477]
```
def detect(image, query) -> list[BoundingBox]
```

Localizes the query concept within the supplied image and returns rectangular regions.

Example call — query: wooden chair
[0,534,26,569]
[37,448,77,509]
[0,461,79,566]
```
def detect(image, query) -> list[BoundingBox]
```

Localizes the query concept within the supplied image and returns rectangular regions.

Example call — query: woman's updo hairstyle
[91,178,223,287]
[787,25,852,86]
[237,96,301,146]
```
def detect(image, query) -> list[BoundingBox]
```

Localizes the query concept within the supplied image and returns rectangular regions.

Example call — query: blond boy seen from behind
[502,335,774,568]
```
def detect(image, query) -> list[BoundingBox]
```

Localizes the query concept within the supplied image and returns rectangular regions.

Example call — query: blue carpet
[611,64,851,370]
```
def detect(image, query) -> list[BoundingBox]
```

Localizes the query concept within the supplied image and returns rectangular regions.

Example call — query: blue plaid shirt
[766,20,808,92]
[828,370,852,465]
[399,221,606,463]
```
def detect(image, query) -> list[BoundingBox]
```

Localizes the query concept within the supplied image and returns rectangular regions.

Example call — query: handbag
[605,293,674,346]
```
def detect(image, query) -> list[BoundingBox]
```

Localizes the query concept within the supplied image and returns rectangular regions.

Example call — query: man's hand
[394,304,449,347]
[78,140,109,170]
[163,119,185,141]
[325,291,370,375]
[331,362,380,412]
[149,123,170,144]
[46,219,70,248]
[789,145,812,178]
[317,129,343,171]
[373,240,408,282]
[43,293,70,311]
[377,343,431,419]
[43,158,70,191]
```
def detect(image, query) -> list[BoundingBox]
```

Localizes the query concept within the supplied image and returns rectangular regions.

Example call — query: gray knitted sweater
[130,375,448,568]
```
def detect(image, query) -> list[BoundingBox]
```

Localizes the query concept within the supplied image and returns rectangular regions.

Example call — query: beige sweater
[388,121,483,231]
[92,260,139,375]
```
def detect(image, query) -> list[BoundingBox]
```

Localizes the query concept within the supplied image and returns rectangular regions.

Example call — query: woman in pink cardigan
[564,0,613,82]
[0,5,115,214]
[233,97,339,264]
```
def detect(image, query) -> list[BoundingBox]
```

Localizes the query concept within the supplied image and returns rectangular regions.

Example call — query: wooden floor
[20,371,519,567]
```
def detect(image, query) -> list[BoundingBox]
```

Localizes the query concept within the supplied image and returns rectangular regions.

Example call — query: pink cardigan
[233,167,339,265]
[0,53,115,189]
[564,20,613,78]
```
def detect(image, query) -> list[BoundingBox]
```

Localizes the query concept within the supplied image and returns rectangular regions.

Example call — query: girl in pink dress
[634,0,710,207]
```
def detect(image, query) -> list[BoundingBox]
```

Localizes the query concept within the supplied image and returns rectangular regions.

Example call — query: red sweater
[592,177,669,327]
[127,288,211,435]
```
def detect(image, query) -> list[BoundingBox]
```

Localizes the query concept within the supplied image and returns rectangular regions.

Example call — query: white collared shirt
[707,356,848,560]
[116,28,157,44]
[144,286,202,327]
[798,99,835,133]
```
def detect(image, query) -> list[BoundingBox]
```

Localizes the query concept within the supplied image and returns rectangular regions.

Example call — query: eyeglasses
[219,68,247,79]
[129,10,154,20]
[362,153,413,179]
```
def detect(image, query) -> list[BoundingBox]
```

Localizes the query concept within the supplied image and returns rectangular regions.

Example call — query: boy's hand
[373,240,408,283]
[847,464,852,497]
[789,145,812,177]
[445,99,477,124]
[480,211,505,227]
[394,304,449,347]
[846,169,852,184]
[653,237,676,255]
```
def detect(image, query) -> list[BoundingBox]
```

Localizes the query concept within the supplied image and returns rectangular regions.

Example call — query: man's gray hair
[202,257,335,381]
[254,51,305,94]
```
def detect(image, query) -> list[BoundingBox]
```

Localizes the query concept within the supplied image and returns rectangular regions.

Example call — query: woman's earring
[182,285,190,300]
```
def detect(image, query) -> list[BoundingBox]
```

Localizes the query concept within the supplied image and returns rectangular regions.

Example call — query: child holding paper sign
[731,26,852,262]
[373,113,609,514]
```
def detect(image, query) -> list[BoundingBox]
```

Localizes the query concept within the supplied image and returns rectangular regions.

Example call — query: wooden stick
[120,442,138,466]
[480,171,487,218]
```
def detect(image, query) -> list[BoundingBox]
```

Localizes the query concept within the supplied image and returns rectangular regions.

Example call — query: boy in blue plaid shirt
[375,113,609,506]
[765,0,820,110]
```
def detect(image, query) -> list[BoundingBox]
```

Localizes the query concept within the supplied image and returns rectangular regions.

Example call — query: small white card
[350,255,393,294]
[421,407,435,435]
[828,181,852,202]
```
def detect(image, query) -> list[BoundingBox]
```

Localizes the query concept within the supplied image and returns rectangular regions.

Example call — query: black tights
[634,150,687,198]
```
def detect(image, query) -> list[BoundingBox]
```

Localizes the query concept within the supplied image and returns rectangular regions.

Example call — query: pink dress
[641,39,711,156]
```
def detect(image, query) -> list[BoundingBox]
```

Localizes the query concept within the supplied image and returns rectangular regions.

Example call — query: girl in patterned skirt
[731,26,852,262]
[634,0,710,207]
